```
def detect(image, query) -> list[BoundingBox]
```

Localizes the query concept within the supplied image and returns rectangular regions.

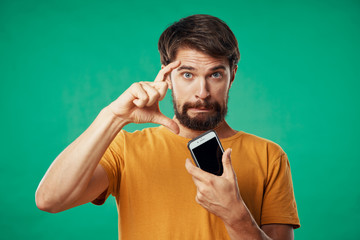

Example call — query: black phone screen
[192,137,223,176]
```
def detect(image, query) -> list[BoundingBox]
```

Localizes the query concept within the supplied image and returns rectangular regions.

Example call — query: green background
[1,0,359,239]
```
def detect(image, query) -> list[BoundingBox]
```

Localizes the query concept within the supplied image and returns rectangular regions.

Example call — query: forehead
[173,48,229,71]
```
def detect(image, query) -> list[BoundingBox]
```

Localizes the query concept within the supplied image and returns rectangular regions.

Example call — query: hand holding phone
[187,130,224,176]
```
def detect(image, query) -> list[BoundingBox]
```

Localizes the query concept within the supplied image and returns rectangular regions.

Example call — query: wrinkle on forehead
[174,48,229,72]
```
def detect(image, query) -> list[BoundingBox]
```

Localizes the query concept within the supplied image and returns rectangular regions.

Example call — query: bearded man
[36,14,300,240]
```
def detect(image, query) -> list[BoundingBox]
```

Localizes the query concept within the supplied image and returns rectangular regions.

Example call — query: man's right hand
[36,61,181,213]
[108,61,181,133]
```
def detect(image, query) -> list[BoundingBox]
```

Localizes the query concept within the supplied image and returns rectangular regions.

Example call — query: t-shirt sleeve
[261,152,300,228]
[91,131,124,205]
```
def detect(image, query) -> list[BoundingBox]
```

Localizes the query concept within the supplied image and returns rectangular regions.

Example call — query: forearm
[35,107,127,212]
[224,201,271,240]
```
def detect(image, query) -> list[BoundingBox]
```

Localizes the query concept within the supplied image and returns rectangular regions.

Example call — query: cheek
[172,78,194,96]
[171,81,187,105]
[210,82,230,101]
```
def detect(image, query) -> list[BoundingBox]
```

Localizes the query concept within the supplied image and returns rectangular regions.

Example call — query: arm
[261,224,294,240]
[35,61,181,213]
[185,149,294,240]
[223,205,294,240]
[35,108,126,213]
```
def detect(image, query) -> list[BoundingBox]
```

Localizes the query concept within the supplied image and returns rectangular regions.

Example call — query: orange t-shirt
[93,126,300,239]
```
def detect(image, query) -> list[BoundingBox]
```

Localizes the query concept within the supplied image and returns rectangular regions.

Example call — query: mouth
[188,107,213,113]
[181,100,219,115]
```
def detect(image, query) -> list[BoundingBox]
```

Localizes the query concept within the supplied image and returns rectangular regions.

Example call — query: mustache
[182,100,221,112]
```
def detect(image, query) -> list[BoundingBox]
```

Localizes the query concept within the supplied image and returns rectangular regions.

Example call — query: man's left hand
[185,148,243,225]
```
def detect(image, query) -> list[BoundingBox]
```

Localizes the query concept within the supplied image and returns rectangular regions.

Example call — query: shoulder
[242,132,284,154]
[228,131,284,152]
[225,131,285,162]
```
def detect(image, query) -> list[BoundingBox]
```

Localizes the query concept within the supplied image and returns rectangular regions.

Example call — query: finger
[221,148,234,178]
[185,158,212,181]
[196,191,205,204]
[130,83,149,108]
[152,112,180,134]
[140,83,161,107]
[157,82,169,101]
[191,176,210,193]
[149,81,168,101]
[154,60,181,82]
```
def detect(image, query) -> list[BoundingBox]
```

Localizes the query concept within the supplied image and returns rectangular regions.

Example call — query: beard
[172,91,228,131]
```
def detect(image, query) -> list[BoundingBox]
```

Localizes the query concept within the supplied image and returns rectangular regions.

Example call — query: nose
[195,77,210,100]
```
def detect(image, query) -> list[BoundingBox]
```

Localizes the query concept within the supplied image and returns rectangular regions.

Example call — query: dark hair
[158,14,240,71]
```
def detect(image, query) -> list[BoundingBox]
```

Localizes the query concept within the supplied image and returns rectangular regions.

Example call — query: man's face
[168,48,236,131]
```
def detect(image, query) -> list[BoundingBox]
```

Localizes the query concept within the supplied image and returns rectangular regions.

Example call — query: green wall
[1,0,359,239]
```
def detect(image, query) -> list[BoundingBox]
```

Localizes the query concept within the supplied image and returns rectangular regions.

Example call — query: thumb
[152,112,180,134]
[222,148,233,177]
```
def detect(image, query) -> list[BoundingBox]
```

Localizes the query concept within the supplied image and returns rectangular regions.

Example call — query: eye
[211,72,222,78]
[183,72,193,79]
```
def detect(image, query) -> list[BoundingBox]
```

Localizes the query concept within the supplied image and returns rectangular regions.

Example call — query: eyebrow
[210,65,226,71]
[177,65,195,71]
[177,65,226,72]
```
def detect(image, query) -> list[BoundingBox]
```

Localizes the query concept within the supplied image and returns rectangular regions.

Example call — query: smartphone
[187,130,224,176]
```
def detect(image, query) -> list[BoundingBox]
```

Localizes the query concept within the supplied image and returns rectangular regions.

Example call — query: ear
[162,64,173,90]
[229,65,238,89]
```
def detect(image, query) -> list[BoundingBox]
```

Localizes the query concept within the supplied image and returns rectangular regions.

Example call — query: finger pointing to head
[154,61,181,82]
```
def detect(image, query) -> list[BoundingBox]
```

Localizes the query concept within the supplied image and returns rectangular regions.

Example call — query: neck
[173,117,238,139]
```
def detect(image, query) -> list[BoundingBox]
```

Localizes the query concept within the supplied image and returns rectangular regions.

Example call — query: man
[36,14,300,239]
